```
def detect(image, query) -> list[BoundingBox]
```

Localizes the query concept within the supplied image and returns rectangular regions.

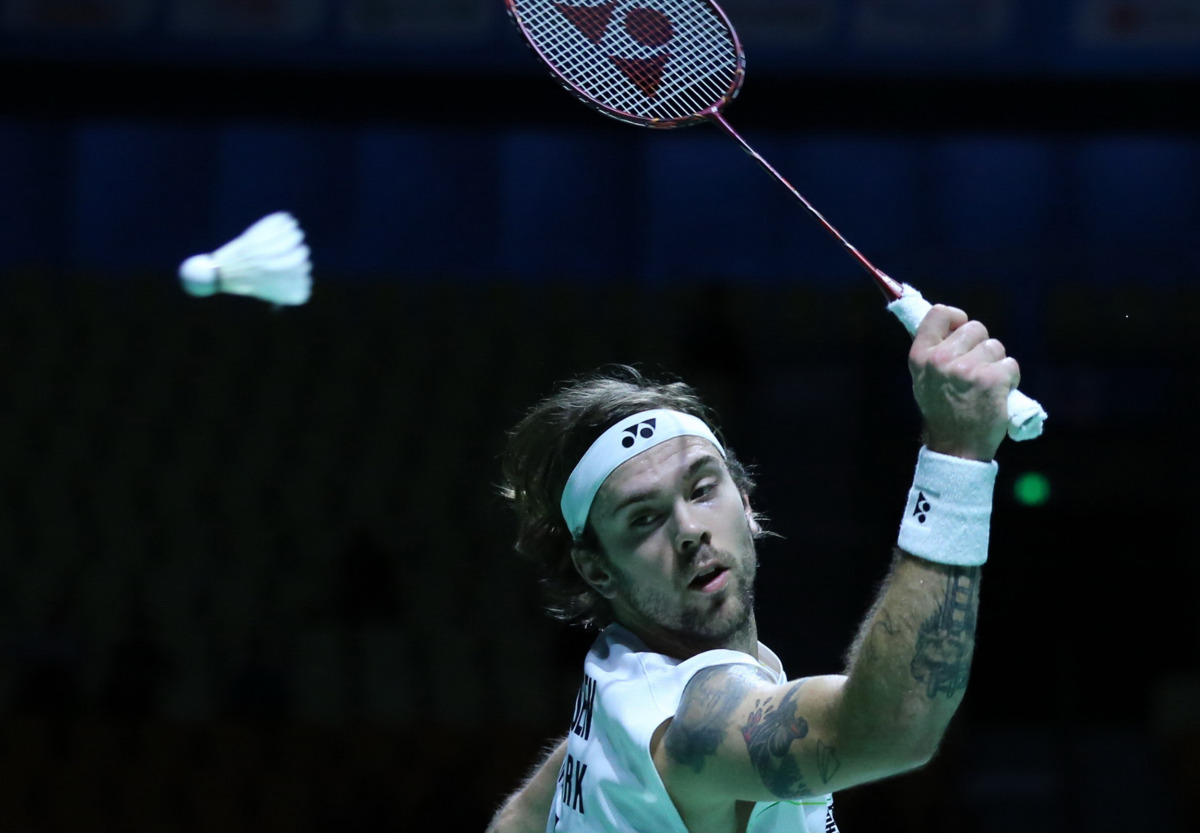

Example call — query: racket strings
[512,0,740,122]
[641,0,737,117]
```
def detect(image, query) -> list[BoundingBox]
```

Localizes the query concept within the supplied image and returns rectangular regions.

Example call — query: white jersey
[548,624,837,833]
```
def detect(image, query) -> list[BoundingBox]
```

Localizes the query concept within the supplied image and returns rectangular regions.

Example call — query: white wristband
[897,447,997,567]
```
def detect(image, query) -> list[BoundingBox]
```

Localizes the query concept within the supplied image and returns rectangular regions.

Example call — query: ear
[742,491,762,536]
[571,546,619,600]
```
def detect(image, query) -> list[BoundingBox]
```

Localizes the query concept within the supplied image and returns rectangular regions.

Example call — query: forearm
[838,548,980,764]
[824,303,1007,771]
[485,736,567,833]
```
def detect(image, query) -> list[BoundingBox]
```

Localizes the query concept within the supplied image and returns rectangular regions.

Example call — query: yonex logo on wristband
[622,419,657,448]
[898,448,996,567]
[913,491,932,524]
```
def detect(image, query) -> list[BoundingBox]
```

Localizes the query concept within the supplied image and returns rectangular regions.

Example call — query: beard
[609,540,757,653]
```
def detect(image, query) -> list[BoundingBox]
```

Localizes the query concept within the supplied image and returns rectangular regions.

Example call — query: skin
[575,436,762,661]
[488,305,1019,833]
[485,737,568,833]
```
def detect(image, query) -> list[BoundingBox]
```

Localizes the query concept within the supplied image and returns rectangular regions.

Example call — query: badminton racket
[505,0,1046,441]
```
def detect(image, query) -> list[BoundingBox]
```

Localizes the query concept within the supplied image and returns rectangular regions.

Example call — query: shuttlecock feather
[179,212,312,305]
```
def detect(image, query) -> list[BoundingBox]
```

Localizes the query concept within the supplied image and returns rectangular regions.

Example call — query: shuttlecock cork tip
[179,254,219,297]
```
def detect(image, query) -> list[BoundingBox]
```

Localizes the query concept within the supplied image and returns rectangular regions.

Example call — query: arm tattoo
[666,665,768,774]
[816,739,841,784]
[740,681,811,798]
[910,567,980,699]
[874,609,900,637]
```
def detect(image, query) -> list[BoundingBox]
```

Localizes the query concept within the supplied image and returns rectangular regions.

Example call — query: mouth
[688,565,730,594]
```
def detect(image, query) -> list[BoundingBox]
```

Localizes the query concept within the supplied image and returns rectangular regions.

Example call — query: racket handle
[887,283,1046,442]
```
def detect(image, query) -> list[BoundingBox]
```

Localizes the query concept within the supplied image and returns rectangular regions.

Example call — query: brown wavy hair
[500,365,758,629]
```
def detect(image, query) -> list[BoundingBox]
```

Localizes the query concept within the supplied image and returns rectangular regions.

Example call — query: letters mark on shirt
[570,674,597,741]
[557,752,588,815]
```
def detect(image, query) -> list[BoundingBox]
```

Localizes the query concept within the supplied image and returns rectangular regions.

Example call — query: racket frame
[505,0,746,129]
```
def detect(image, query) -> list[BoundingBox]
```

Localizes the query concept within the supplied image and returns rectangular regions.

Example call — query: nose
[673,499,710,555]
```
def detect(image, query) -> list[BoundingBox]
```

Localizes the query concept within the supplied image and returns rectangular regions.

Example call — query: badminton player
[488,304,1019,833]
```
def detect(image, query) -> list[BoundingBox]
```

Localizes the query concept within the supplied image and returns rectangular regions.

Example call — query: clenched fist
[909,305,1021,462]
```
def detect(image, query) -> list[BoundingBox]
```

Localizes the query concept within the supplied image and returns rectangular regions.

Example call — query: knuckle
[929,347,955,369]
[952,358,975,378]
[979,361,1020,390]
[926,348,955,372]
[964,320,989,340]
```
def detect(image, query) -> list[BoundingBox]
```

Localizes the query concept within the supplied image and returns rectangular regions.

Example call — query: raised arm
[656,556,980,805]
[657,304,1016,805]
[486,736,568,833]
[830,300,1015,776]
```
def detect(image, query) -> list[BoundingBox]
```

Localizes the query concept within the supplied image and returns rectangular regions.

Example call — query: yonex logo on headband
[560,409,725,540]
[622,419,656,448]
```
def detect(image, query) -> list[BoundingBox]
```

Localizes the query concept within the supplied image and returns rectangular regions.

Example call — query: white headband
[560,409,726,540]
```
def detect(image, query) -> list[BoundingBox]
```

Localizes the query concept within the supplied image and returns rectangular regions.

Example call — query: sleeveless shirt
[548,623,837,833]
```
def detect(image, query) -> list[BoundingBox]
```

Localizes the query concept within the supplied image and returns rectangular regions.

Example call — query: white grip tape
[887,283,1046,442]
[898,447,997,566]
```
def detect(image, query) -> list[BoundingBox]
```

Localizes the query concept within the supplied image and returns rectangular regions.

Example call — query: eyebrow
[607,454,723,518]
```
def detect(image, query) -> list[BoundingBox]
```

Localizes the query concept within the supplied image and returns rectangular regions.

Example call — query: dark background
[0,1,1197,831]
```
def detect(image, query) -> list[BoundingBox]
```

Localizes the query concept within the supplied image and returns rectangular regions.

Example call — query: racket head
[506,0,745,129]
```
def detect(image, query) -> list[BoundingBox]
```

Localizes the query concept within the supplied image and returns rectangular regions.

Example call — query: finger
[961,351,1021,394]
[949,337,1006,376]
[1000,356,1021,391]
[937,320,992,359]
[911,304,967,352]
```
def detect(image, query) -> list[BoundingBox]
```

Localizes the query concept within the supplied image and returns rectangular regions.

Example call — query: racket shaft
[705,112,1046,440]
[707,111,903,300]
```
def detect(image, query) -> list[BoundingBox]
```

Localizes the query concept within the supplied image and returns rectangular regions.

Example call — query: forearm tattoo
[910,567,980,699]
[740,682,811,798]
[874,609,900,637]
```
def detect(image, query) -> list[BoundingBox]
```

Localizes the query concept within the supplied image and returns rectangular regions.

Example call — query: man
[490,305,1019,833]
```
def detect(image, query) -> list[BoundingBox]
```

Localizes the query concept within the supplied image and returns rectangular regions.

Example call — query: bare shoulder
[656,666,854,804]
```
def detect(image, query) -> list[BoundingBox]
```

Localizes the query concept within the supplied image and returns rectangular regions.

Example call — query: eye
[692,480,717,500]
[630,511,661,529]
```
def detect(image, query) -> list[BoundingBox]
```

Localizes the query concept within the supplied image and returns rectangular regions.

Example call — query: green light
[1014,472,1051,506]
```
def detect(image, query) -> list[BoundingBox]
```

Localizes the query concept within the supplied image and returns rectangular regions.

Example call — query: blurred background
[0,0,1197,831]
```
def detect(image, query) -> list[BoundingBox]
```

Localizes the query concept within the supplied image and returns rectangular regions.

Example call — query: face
[578,436,760,656]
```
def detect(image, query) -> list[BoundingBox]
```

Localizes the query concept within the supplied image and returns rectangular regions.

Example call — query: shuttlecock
[179,212,312,305]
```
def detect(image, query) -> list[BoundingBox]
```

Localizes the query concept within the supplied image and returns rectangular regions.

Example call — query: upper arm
[657,664,924,805]
[486,736,568,833]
